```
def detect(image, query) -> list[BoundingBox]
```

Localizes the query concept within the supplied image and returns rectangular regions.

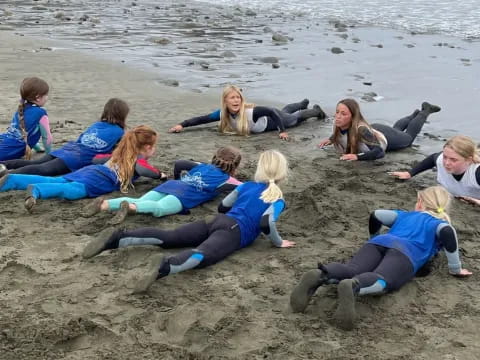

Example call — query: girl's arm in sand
[173,160,200,179]
[390,152,441,179]
[169,110,221,132]
[436,223,472,277]
[135,158,166,180]
[38,115,53,153]
[218,188,239,213]
[260,200,294,248]
[368,209,398,235]
[353,127,385,161]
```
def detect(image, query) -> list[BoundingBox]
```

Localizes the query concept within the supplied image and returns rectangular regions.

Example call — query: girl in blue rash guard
[82,150,296,293]
[0,98,128,176]
[83,146,243,225]
[0,77,52,161]
[290,186,472,331]
[168,84,326,141]
[0,126,162,212]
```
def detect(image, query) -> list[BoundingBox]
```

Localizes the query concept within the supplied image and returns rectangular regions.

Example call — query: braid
[18,100,32,160]
[211,146,242,175]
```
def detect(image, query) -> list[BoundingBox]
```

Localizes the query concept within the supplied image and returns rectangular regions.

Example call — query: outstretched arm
[260,200,294,247]
[436,223,472,276]
[135,158,163,179]
[390,152,441,179]
[170,110,221,132]
[369,209,398,236]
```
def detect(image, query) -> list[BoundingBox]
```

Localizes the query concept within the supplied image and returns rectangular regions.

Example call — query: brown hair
[331,98,374,154]
[100,98,129,129]
[218,85,254,136]
[444,135,480,164]
[211,146,242,175]
[107,125,157,193]
[18,77,49,159]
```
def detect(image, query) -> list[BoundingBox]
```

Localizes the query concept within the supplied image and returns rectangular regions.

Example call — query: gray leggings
[372,110,428,151]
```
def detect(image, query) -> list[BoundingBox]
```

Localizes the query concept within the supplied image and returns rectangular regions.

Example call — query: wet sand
[0,31,479,360]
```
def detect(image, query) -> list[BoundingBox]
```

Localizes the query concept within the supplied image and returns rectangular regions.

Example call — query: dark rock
[199,61,209,69]
[272,33,289,42]
[148,36,171,45]
[272,63,280,69]
[351,37,361,43]
[331,47,344,54]
[161,79,179,87]
[257,56,279,64]
[372,44,383,48]
[336,34,348,40]
[255,39,263,43]
[362,82,372,86]
[405,44,415,48]
[245,9,256,16]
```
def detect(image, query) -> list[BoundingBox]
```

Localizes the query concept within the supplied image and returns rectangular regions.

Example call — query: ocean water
[1,0,479,140]
[198,0,480,39]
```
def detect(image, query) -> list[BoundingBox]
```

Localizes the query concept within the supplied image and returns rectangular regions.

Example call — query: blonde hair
[18,77,50,160]
[211,146,242,175]
[331,98,377,154]
[107,125,157,193]
[218,85,254,136]
[254,150,289,203]
[444,135,480,163]
[418,186,451,223]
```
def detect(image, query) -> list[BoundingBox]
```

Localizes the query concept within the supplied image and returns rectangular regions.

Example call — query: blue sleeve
[209,109,221,120]
[260,199,286,247]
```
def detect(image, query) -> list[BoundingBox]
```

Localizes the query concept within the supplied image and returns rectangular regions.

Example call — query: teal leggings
[106,191,183,218]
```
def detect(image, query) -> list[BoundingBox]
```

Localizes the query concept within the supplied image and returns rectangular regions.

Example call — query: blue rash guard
[153,163,230,210]
[0,104,47,160]
[51,122,124,171]
[225,182,285,248]
[368,210,446,272]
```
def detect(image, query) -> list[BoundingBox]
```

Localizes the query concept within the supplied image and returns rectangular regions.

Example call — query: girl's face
[335,103,353,130]
[225,90,242,114]
[34,94,49,107]
[141,143,156,159]
[443,146,472,175]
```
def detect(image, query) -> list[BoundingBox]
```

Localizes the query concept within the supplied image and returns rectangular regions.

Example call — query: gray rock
[331,47,344,54]
[245,9,257,16]
[221,50,236,58]
[337,34,348,40]
[272,63,280,69]
[372,44,383,48]
[405,44,415,48]
[352,37,361,43]
[362,82,372,86]
[199,61,209,69]
[161,79,179,87]
[272,33,289,42]
[148,36,171,45]
[263,26,273,33]
[257,56,279,64]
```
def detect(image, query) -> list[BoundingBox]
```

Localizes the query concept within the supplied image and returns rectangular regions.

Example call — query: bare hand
[279,132,289,140]
[340,153,358,161]
[160,172,168,180]
[281,240,296,248]
[457,196,480,206]
[168,124,184,133]
[388,171,412,180]
[450,268,473,277]
[317,138,331,148]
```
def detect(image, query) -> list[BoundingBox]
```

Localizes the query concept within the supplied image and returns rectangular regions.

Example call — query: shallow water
[1,0,479,142]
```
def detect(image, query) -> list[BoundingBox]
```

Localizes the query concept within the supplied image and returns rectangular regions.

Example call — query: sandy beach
[0,19,479,360]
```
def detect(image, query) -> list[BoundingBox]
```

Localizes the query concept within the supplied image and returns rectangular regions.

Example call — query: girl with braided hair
[82,150,295,294]
[290,186,472,331]
[0,125,162,212]
[83,146,243,224]
[0,77,52,161]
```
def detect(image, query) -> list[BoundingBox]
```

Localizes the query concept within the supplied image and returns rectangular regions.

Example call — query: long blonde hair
[107,125,157,193]
[417,186,451,223]
[331,98,377,153]
[219,85,254,136]
[444,135,480,164]
[254,150,289,203]
[18,77,50,160]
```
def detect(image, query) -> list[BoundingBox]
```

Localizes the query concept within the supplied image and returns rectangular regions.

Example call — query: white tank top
[228,108,268,134]
[333,125,388,153]
[436,153,480,198]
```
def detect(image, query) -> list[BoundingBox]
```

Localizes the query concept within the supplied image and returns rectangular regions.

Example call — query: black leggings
[119,214,241,275]
[372,110,428,151]
[1,154,70,176]
[264,100,311,131]
[323,243,414,292]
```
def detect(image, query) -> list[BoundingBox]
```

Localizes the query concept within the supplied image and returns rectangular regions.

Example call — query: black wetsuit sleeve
[408,152,441,176]
[356,127,385,161]
[476,166,480,185]
[216,183,237,193]
[252,106,286,132]
[135,158,161,179]
[368,210,398,235]
[179,110,221,128]
[173,160,199,179]
[437,223,462,274]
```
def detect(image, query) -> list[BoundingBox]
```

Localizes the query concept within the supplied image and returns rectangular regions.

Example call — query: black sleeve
[369,211,383,235]
[252,106,286,132]
[356,127,385,161]
[179,112,220,128]
[438,225,458,253]
[476,166,480,185]
[173,160,199,179]
[216,183,237,193]
[408,152,441,176]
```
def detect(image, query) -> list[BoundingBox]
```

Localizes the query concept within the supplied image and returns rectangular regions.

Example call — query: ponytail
[260,179,284,203]
[254,150,289,203]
